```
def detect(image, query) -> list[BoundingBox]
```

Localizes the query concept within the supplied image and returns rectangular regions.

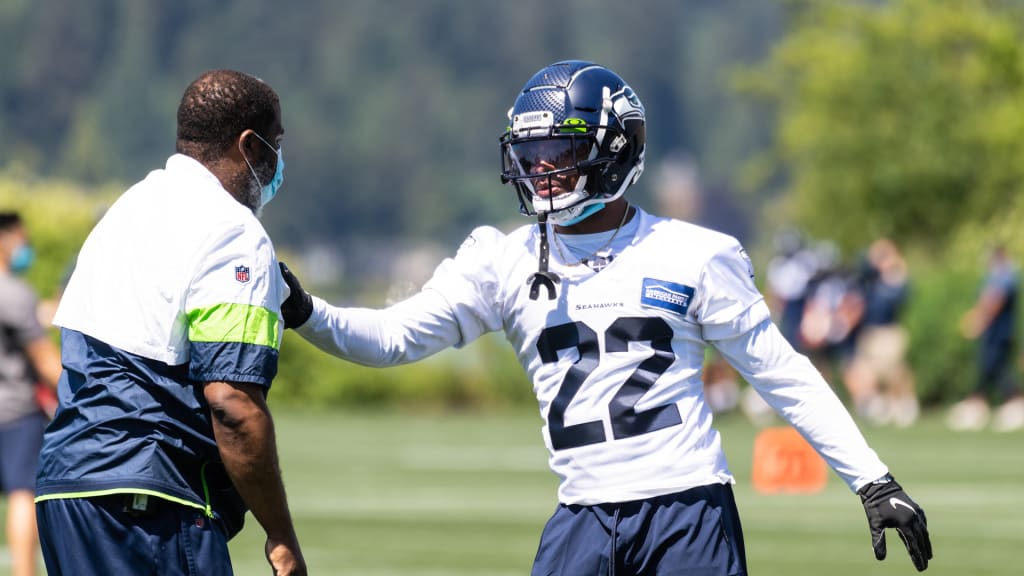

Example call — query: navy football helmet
[500,60,646,225]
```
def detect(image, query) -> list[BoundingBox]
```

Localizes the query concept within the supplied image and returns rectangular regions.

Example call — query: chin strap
[529,213,560,300]
[555,202,605,227]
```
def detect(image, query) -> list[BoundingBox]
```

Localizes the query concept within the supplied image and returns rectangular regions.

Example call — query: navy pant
[37,495,233,576]
[0,412,47,492]
[532,484,747,576]
[977,338,1018,401]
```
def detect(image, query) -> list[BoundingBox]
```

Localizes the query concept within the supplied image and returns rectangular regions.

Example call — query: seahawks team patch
[640,278,694,315]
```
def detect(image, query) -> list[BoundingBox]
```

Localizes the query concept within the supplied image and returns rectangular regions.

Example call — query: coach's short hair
[176,70,279,162]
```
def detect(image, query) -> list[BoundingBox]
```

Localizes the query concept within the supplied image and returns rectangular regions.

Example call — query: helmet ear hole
[616,138,634,163]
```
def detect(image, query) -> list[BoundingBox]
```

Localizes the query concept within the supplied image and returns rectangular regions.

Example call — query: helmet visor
[504,136,595,177]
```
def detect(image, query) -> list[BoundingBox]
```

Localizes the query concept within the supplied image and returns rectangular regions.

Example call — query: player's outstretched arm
[277,260,472,367]
[858,474,932,571]
[205,380,307,576]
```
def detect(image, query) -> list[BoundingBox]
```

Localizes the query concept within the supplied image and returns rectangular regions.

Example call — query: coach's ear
[279,262,313,329]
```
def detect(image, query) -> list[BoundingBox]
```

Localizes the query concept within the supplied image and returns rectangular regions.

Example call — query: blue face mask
[10,243,34,274]
[261,147,285,208]
[242,132,284,209]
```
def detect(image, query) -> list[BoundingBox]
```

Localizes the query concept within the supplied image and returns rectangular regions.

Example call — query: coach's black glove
[279,262,313,329]
[858,474,932,571]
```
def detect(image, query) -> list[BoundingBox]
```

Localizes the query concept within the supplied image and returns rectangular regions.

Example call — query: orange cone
[751,426,828,494]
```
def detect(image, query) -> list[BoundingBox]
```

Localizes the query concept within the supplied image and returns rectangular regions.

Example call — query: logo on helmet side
[559,118,587,134]
[609,135,627,153]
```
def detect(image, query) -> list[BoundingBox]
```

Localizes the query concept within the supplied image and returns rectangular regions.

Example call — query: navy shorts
[37,494,233,576]
[532,483,747,576]
[0,411,47,492]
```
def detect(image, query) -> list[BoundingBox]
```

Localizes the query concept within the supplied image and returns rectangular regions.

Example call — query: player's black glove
[279,262,313,329]
[858,474,932,572]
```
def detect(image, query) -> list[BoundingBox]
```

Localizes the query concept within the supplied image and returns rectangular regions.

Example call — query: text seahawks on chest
[574,302,625,311]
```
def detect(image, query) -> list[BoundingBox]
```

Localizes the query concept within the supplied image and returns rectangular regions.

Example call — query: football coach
[34,70,306,576]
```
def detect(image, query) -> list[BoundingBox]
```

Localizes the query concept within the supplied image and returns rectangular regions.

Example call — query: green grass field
[2,409,1021,575]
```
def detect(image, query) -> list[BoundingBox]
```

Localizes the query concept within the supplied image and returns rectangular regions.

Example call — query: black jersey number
[537,317,682,451]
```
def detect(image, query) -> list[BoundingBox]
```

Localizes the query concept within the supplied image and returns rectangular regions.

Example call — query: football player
[280,60,932,574]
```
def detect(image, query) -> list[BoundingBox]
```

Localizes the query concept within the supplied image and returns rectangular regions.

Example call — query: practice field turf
[2,409,1020,575]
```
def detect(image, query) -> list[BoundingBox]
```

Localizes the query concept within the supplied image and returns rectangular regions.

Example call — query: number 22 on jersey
[537,316,683,451]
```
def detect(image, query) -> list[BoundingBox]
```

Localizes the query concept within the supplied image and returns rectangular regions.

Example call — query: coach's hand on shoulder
[279,262,313,329]
[858,473,932,571]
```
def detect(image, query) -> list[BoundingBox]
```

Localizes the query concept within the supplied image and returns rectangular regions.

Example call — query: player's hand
[265,537,307,575]
[858,474,932,571]
[279,262,313,329]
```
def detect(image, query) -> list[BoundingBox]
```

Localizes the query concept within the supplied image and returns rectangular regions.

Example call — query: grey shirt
[0,273,46,424]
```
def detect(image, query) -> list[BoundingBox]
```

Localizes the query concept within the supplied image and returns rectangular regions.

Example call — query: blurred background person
[702,348,741,416]
[798,240,863,387]
[949,245,1024,431]
[844,238,918,427]
[0,211,62,576]
[765,227,817,352]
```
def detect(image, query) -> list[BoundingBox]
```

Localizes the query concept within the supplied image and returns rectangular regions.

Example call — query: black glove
[858,474,932,571]
[279,262,313,329]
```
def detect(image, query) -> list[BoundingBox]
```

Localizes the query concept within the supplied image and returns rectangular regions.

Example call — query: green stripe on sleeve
[187,303,281,349]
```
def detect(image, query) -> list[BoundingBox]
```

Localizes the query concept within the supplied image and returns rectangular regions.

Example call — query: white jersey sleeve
[713,318,888,492]
[692,241,771,340]
[297,291,462,367]
[295,226,506,366]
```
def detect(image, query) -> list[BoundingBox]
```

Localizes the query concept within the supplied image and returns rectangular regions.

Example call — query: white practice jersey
[298,207,887,505]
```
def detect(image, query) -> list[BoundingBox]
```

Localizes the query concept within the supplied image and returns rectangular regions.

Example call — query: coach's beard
[241,178,262,215]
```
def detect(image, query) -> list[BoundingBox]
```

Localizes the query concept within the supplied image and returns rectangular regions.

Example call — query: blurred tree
[738,0,1024,255]
[0,0,781,253]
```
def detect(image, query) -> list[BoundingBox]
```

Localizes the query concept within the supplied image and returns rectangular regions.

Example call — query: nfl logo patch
[235,265,251,284]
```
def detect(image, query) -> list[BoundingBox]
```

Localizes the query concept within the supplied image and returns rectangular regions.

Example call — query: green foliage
[0,169,116,298]
[913,196,1024,404]
[0,0,780,248]
[739,0,1024,254]
[274,331,534,410]
[736,0,1024,406]
[901,257,980,405]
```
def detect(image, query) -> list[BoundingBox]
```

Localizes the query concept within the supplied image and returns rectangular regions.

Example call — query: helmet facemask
[501,130,610,224]
[500,91,638,225]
